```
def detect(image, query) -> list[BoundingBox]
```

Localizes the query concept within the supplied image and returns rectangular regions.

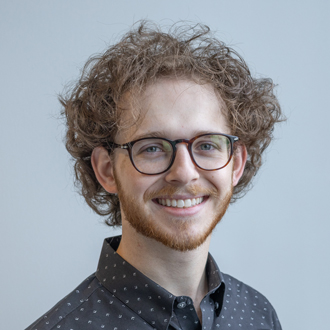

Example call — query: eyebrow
[132,130,226,140]
[133,131,165,140]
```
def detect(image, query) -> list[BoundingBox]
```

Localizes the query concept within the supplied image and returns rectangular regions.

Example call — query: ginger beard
[114,171,233,252]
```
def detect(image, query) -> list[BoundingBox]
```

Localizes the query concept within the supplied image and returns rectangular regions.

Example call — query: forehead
[116,79,229,143]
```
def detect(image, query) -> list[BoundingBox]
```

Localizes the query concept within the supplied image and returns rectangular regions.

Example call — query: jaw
[142,188,233,250]
[117,172,233,251]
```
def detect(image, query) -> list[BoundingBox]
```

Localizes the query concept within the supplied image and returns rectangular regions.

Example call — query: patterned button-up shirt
[26,236,282,330]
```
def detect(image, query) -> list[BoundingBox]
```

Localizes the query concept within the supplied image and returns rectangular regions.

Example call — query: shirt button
[215,302,219,309]
[177,302,187,309]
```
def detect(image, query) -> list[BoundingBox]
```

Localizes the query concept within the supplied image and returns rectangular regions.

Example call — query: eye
[199,143,214,151]
[193,135,229,155]
[195,141,219,152]
[134,142,169,157]
[133,139,172,157]
[143,145,162,153]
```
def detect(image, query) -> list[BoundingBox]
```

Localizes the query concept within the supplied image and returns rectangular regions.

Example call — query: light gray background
[1,1,329,329]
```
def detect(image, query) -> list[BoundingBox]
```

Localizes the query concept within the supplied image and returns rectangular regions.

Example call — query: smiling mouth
[156,197,205,208]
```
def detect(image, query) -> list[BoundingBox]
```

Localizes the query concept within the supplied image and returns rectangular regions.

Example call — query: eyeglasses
[106,133,239,175]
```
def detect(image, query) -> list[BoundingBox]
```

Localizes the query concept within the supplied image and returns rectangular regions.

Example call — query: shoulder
[222,273,273,312]
[25,273,101,330]
[220,273,282,329]
[25,272,154,330]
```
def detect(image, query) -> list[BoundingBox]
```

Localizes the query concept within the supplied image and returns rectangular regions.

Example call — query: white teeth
[158,197,204,208]
[177,200,184,208]
[184,199,192,207]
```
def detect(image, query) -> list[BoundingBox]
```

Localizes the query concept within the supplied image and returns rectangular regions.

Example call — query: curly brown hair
[60,21,284,226]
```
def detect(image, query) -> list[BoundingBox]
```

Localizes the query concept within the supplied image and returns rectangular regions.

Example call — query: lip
[152,196,208,217]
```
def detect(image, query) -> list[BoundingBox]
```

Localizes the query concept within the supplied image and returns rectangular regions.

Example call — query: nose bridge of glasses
[172,139,196,166]
[172,138,190,148]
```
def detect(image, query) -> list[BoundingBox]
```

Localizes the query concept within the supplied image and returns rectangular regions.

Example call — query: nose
[164,143,199,185]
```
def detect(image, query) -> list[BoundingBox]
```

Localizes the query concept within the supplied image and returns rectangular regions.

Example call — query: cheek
[114,153,135,176]
[114,156,134,187]
[115,156,157,195]
[208,169,233,189]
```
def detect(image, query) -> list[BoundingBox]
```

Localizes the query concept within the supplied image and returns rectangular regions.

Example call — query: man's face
[111,79,244,251]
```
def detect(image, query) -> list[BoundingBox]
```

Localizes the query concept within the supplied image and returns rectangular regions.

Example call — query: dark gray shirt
[26,236,282,330]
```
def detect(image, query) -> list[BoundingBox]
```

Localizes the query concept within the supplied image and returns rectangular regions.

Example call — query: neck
[116,221,211,318]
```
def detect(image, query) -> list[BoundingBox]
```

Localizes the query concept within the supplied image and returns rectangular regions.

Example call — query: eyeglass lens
[131,135,231,174]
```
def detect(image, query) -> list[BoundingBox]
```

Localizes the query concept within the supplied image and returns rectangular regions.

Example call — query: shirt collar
[205,253,225,317]
[96,236,225,327]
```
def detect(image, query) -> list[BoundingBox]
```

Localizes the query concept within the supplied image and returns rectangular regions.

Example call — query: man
[27,22,283,330]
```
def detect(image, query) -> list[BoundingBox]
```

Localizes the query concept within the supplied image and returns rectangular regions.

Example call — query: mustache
[143,185,219,202]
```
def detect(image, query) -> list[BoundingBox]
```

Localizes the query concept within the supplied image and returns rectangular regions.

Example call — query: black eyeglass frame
[106,133,239,175]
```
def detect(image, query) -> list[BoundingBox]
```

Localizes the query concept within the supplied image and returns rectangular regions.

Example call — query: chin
[121,193,231,252]
[115,171,233,252]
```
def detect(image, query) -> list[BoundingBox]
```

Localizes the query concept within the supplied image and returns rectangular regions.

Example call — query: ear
[91,147,118,194]
[232,144,247,187]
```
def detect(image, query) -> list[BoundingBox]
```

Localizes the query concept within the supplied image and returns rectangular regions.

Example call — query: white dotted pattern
[25,236,281,330]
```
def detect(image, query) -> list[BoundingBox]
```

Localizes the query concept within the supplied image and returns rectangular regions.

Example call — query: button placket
[174,297,200,330]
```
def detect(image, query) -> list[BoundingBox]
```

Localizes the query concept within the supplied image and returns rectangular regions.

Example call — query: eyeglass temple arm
[106,142,129,150]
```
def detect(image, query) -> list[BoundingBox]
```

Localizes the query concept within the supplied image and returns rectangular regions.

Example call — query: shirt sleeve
[272,308,282,330]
